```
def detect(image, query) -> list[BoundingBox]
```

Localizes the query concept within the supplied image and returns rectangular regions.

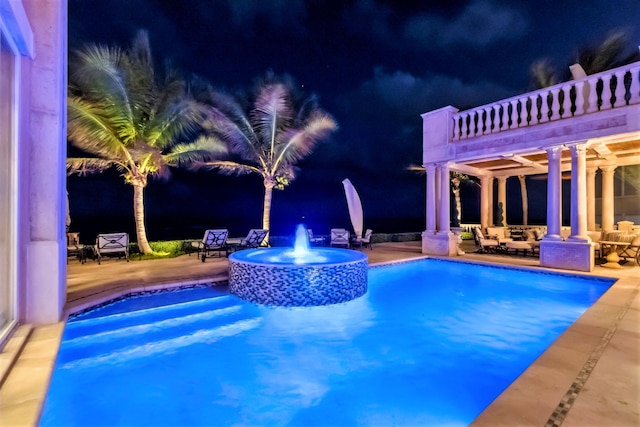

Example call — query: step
[57,317,262,371]
[65,295,238,339]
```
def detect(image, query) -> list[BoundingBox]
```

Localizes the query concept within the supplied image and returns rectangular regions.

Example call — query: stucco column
[518,175,528,226]
[586,168,597,230]
[600,165,616,232]
[426,164,437,233]
[480,175,493,231]
[568,144,588,240]
[497,176,507,226]
[438,164,451,234]
[24,0,68,324]
[545,146,563,239]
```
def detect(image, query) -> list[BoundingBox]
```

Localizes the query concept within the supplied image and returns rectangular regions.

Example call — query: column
[426,164,437,233]
[497,176,507,226]
[545,146,563,239]
[518,175,528,226]
[480,175,493,231]
[586,168,597,230]
[600,165,616,232]
[488,178,494,226]
[568,144,588,240]
[438,163,451,234]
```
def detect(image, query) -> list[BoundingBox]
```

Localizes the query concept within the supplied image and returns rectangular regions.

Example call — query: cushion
[524,230,536,241]
[534,229,545,240]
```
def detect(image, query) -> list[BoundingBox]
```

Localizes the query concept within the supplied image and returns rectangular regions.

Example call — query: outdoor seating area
[94,233,129,264]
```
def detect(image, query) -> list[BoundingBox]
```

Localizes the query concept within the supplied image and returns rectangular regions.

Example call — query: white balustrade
[450,62,640,142]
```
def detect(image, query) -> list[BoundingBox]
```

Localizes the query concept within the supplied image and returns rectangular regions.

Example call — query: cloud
[340,67,516,122]
[344,0,528,51]
[404,0,528,48]
[217,0,308,34]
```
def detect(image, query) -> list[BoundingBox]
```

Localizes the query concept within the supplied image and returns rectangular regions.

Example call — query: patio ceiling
[449,133,640,178]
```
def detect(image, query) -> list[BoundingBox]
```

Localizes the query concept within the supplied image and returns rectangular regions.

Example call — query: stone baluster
[614,70,627,107]
[574,81,585,116]
[493,104,501,133]
[510,100,519,129]
[550,88,561,120]
[630,65,640,103]
[529,94,538,125]
[561,84,572,118]
[539,90,550,123]
[484,107,492,134]
[468,112,477,138]
[600,74,613,110]
[586,77,599,113]
[501,102,510,130]
[460,113,468,140]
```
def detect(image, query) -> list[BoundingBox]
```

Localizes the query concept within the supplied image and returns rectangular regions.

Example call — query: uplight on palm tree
[67,31,226,253]
[197,72,338,234]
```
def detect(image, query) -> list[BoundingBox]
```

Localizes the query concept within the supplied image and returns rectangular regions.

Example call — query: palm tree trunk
[133,183,153,254]
[262,181,275,234]
[518,175,528,226]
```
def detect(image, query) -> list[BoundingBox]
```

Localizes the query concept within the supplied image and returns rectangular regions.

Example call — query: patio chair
[227,229,269,253]
[473,227,499,253]
[618,234,640,266]
[330,228,350,248]
[192,229,229,262]
[307,229,325,246]
[351,229,373,250]
[66,232,86,264]
[95,233,129,264]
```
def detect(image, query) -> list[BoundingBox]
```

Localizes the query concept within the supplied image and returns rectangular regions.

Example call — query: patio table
[598,240,631,269]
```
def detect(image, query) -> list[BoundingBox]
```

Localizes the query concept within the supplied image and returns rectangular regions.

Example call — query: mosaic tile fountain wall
[229,258,368,306]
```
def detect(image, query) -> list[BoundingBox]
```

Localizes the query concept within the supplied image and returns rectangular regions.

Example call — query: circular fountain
[228,225,368,306]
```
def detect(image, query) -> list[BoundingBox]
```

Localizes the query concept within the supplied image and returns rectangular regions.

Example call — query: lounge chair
[227,229,269,253]
[95,233,129,264]
[486,227,513,244]
[473,227,499,253]
[330,228,350,248]
[351,229,373,250]
[192,229,229,262]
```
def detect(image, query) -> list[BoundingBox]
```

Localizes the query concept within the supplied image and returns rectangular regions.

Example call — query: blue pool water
[41,259,615,426]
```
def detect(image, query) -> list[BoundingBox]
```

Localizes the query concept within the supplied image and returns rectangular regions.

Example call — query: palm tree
[67,31,226,254]
[196,72,337,234]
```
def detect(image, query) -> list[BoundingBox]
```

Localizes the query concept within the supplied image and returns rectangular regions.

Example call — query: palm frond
[200,160,261,177]
[66,157,124,176]
[251,83,293,151]
[164,136,228,166]
[273,113,337,168]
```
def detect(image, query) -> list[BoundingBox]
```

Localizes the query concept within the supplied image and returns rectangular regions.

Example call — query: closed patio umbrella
[342,178,363,238]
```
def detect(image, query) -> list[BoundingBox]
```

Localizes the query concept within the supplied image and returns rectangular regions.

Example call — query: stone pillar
[426,164,437,234]
[488,178,494,226]
[600,165,616,232]
[480,175,493,231]
[438,163,451,234]
[497,176,507,226]
[545,146,563,240]
[24,0,68,324]
[518,175,528,226]
[586,168,597,230]
[568,144,589,241]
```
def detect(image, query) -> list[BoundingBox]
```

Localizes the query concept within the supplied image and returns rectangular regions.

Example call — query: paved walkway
[1,241,638,426]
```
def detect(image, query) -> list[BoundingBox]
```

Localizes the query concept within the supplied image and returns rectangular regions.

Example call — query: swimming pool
[41,259,615,426]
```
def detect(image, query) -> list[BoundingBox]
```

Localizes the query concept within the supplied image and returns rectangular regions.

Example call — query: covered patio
[421,61,640,272]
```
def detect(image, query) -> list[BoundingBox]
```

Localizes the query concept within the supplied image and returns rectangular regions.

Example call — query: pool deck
[1,241,638,426]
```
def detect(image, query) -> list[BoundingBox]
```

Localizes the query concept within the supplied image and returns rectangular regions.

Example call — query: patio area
[1,240,637,426]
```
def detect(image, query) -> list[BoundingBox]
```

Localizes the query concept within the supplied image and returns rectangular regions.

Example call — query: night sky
[67,0,640,241]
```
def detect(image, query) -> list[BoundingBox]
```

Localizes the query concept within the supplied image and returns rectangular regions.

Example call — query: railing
[451,61,640,141]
